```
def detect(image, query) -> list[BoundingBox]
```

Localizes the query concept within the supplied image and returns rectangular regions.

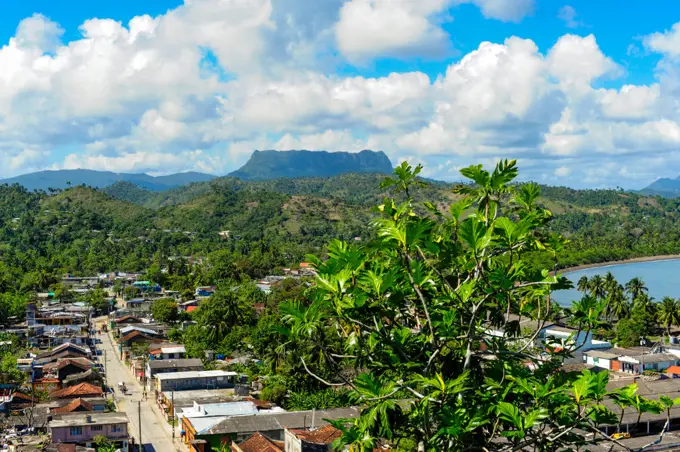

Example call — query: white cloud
[335,0,452,61]
[557,6,579,29]
[2,1,680,189]
[644,22,680,57]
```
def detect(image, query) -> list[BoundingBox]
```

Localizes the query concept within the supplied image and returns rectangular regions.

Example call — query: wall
[50,422,128,443]
[585,356,611,370]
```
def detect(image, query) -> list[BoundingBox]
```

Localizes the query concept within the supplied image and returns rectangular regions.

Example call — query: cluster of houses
[105,310,358,452]
[0,339,128,451]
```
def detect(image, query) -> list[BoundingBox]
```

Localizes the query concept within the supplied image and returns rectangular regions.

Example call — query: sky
[3,1,680,188]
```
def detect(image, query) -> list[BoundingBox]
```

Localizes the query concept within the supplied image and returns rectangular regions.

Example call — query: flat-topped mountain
[228,149,393,180]
[0,169,215,191]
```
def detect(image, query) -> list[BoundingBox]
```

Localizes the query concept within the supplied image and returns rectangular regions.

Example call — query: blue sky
[1,0,680,188]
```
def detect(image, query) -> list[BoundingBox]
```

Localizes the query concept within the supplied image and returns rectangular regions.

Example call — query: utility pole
[171,391,175,439]
[138,400,142,452]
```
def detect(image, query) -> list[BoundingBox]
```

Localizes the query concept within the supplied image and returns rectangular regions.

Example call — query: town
[1,266,355,452]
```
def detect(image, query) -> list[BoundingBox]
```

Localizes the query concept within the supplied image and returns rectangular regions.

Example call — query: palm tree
[625,277,648,302]
[657,297,680,337]
[588,275,607,300]
[608,285,630,321]
[603,271,617,294]
[577,276,589,294]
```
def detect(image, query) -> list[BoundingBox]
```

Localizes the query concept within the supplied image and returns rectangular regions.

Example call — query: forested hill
[0,169,215,191]
[228,149,393,180]
[4,172,680,294]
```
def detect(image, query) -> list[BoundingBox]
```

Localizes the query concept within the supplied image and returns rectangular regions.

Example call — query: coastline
[558,254,680,275]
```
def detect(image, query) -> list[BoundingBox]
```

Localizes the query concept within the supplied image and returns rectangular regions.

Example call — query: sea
[551,258,680,307]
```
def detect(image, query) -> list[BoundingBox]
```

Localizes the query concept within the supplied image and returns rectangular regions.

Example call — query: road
[94,318,186,452]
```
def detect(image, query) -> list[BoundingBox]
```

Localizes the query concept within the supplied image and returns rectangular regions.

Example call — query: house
[231,432,284,452]
[147,358,204,382]
[120,330,156,346]
[539,325,611,353]
[584,347,680,374]
[43,358,94,382]
[184,407,360,451]
[150,345,187,360]
[196,286,216,297]
[179,401,263,435]
[667,365,680,378]
[51,397,107,413]
[50,382,104,400]
[155,370,239,392]
[35,343,91,365]
[284,425,341,452]
[0,391,38,412]
[51,398,95,414]
[48,412,130,451]
[156,389,241,421]
[114,316,142,325]
[179,300,199,312]
[117,325,160,339]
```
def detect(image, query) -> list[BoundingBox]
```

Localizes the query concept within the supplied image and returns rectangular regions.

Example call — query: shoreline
[559,254,680,275]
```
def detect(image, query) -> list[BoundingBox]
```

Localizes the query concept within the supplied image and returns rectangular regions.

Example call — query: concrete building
[155,370,239,392]
[48,412,130,451]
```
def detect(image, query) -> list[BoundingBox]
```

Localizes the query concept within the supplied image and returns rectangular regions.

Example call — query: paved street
[94,317,186,452]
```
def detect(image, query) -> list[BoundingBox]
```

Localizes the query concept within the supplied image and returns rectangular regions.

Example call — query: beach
[558,254,680,275]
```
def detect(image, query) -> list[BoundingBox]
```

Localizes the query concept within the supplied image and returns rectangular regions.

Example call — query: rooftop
[51,398,94,413]
[181,401,258,419]
[156,370,237,381]
[583,350,619,360]
[50,382,104,399]
[48,412,129,428]
[233,432,283,452]
[148,358,203,370]
[288,425,342,445]
[203,407,361,435]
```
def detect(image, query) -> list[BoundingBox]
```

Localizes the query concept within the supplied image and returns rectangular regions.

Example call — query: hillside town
[5,259,680,452]
[0,267,357,452]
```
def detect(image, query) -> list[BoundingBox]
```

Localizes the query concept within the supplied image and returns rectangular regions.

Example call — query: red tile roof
[186,306,198,313]
[232,432,283,452]
[667,365,680,375]
[50,382,103,399]
[51,398,94,413]
[120,330,155,343]
[288,425,342,445]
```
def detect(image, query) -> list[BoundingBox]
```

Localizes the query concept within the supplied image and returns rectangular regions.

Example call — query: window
[70,427,82,436]
[91,425,103,431]
[112,424,123,433]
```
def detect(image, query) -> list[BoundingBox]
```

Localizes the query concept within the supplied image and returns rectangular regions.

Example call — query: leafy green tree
[151,298,179,324]
[88,288,109,313]
[281,161,650,451]
[192,287,255,344]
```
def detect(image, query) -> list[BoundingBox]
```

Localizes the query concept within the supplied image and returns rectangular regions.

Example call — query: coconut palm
[657,297,680,337]
[589,274,607,300]
[608,285,630,321]
[625,277,648,302]
[577,276,589,294]
[603,271,617,294]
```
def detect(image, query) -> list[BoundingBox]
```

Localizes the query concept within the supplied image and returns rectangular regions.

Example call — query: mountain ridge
[0,169,216,191]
